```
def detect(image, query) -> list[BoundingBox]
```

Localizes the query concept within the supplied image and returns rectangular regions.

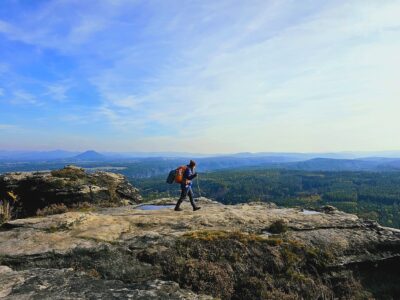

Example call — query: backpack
[166,166,187,184]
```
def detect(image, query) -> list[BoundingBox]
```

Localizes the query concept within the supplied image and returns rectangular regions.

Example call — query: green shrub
[268,219,288,234]
[51,166,86,181]
[183,230,267,243]
[36,203,68,216]
[71,201,94,212]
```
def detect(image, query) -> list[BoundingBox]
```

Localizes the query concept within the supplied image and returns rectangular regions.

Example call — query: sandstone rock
[0,266,25,298]
[0,198,399,299]
[0,267,214,299]
[0,166,142,219]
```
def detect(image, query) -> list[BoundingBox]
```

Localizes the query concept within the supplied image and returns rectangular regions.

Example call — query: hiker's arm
[187,173,197,180]
[188,173,197,180]
[185,168,197,180]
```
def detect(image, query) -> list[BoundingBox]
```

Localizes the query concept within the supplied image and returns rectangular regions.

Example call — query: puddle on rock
[301,209,321,215]
[136,205,175,211]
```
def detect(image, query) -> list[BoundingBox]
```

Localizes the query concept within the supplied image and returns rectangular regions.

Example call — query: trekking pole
[196,174,202,199]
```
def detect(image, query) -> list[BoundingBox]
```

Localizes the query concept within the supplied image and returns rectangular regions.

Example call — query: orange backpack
[174,166,188,184]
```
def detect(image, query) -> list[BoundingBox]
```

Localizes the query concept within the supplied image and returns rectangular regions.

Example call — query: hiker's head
[189,160,196,169]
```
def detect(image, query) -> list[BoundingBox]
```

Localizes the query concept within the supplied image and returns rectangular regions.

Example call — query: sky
[0,0,399,154]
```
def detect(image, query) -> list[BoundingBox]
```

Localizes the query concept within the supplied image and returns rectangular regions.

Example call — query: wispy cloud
[10,90,38,105]
[0,0,399,152]
[0,123,18,130]
[88,1,400,140]
[44,82,71,102]
[0,0,140,54]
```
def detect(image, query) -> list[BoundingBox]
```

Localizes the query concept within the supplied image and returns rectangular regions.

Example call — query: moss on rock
[137,230,335,299]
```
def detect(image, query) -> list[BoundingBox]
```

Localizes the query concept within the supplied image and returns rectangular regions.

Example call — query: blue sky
[0,0,399,153]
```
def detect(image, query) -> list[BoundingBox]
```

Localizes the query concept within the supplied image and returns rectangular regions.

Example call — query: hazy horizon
[2,148,400,158]
[1,1,399,153]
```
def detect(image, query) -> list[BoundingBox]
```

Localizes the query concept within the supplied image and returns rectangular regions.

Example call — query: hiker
[174,160,201,211]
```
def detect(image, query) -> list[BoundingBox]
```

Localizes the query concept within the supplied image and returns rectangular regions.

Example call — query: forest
[133,169,400,228]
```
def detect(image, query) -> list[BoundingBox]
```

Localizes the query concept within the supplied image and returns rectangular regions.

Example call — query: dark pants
[175,186,196,209]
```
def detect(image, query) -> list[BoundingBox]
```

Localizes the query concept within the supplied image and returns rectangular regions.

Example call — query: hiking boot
[193,207,201,211]
[174,207,183,211]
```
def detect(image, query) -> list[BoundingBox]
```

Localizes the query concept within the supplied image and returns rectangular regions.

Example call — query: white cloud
[10,90,38,105]
[0,0,140,54]
[44,83,70,102]
[80,0,400,151]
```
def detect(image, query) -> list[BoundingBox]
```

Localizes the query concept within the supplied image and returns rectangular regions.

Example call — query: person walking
[174,160,201,211]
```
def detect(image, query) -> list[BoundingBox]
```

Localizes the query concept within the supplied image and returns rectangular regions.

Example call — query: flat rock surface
[0,198,372,256]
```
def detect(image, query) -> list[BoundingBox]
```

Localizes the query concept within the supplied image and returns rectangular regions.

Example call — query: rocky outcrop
[0,266,212,299]
[0,198,399,299]
[0,165,142,220]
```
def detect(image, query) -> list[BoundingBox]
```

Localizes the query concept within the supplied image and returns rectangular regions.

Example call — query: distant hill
[73,150,105,161]
[2,150,400,173]
[0,150,78,161]
[269,157,400,171]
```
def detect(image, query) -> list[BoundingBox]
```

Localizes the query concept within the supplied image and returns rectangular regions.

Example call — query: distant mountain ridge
[73,150,105,161]
[2,149,400,162]
[1,150,400,173]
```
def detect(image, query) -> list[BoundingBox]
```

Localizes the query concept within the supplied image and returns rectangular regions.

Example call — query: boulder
[320,205,338,214]
[0,165,142,219]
